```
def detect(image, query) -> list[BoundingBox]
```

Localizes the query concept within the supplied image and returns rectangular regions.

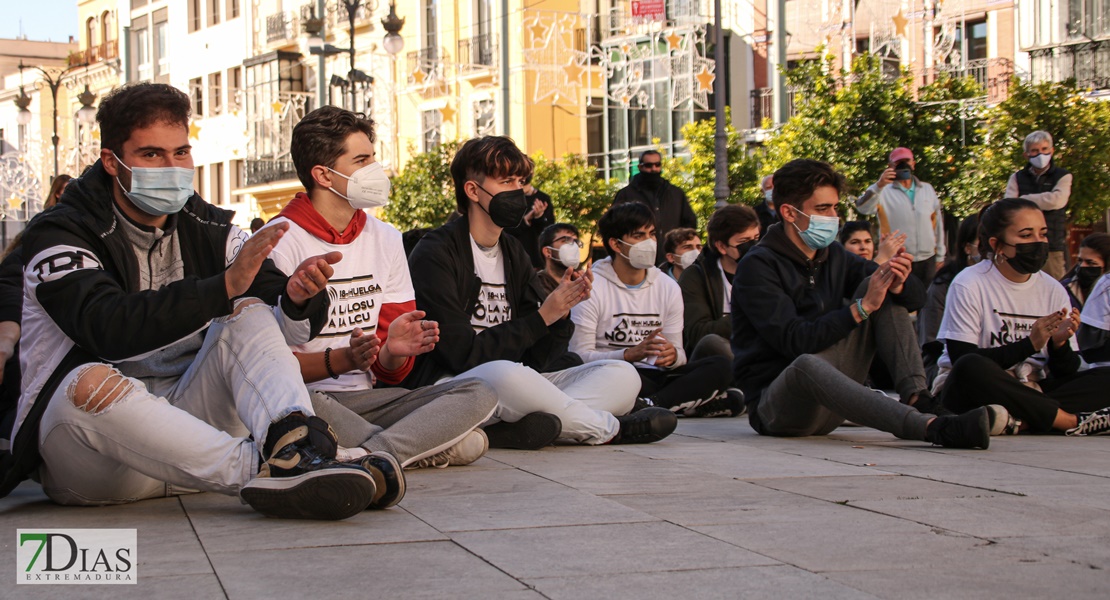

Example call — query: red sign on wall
[631,0,666,20]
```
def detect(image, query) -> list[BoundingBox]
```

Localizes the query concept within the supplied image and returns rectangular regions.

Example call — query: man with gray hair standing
[1005,130,1072,279]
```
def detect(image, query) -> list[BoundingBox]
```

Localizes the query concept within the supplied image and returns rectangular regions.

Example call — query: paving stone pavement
[2,419,1108,599]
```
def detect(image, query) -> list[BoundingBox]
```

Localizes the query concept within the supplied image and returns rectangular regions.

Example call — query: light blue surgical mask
[790,208,840,251]
[113,153,195,216]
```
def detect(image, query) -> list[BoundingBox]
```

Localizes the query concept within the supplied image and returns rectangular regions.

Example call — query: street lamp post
[17,60,91,180]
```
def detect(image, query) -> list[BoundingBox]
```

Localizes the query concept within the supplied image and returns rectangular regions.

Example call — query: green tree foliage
[761,52,983,214]
[382,140,461,231]
[953,79,1110,224]
[532,152,620,241]
[667,108,761,229]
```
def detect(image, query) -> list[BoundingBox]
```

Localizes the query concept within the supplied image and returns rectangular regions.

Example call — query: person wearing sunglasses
[612,150,697,264]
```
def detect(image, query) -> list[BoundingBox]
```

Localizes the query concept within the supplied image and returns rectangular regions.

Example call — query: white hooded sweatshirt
[570,256,687,370]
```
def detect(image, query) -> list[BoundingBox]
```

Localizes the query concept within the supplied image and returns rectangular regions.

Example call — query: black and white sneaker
[684,389,746,418]
[240,414,378,520]
[631,397,656,412]
[1066,407,1110,436]
[610,407,677,444]
[484,412,562,450]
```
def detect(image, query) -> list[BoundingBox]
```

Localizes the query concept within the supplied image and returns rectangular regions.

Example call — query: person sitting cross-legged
[406,136,677,448]
[267,106,499,472]
[0,82,387,520]
[732,158,991,449]
[571,202,739,418]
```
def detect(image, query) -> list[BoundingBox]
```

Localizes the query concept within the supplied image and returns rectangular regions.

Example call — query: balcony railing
[76,40,119,65]
[406,47,444,84]
[244,159,298,187]
[919,58,1016,103]
[457,34,496,69]
[1030,40,1110,91]
[749,87,797,128]
[266,11,298,44]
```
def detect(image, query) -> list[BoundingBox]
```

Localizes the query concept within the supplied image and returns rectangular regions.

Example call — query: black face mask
[640,171,663,187]
[1003,241,1050,275]
[475,183,529,229]
[733,239,758,260]
[1077,266,1103,291]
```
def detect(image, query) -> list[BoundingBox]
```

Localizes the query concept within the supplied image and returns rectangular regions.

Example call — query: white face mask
[328,162,391,209]
[619,238,657,270]
[547,243,581,270]
[678,249,700,269]
[1029,153,1051,170]
[764,190,774,204]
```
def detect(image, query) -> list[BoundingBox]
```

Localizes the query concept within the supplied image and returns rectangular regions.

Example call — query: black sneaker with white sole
[484,412,562,450]
[684,389,745,418]
[1066,407,1110,436]
[610,407,678,444]
[240,414,378,520]
[924,407,991,450]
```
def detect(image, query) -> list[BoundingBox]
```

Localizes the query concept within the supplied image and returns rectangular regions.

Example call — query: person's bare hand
[882,251,912,295]
[346,327,380,371]
[1051,307,1081,348]
[876,230,908,264]
[654,336,678,368]
[225,222,287,299]
[1029,309,1067,350]
[525,198,548,224]
[623,327,664,363]
[286,251,343,306]
[861,266,896,315]
[384,310,440,358]
[538,267,590,325]
[876,168,896,190]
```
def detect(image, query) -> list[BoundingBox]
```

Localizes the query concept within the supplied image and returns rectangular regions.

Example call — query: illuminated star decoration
[522,13,591,104]
[411,69,426,85]
[563,60,584,83]
[665,31,683,52]
[7,194,24,210]
[892,9,909,37]
[695,65,716,92]
[188,121,202,140]
[529,21,548,42]
[439,104,455,122]
[271,100,285,114]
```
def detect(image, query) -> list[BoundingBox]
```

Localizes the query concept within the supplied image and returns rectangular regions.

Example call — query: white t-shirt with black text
[470,235,512,332]
[936,259,1075,385]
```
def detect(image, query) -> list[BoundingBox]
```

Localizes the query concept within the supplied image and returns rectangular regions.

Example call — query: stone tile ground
[2,420,1108,599]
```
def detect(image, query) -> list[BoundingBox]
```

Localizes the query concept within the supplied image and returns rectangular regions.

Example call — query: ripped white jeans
[37,299,313,506]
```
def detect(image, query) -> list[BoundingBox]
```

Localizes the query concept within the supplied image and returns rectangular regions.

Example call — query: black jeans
[637,355,731,411]
[942,354,1110,432]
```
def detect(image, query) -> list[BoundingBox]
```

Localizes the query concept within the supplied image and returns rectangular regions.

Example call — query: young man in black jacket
[679,204,761,363]
[407,136,676,448]
[2,83,392,520]
[612,150,697,264]
[731,159,991,449]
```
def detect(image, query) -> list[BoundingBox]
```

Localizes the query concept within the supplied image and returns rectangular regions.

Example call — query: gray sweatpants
[311,378,497,468]
[757,296,933,441]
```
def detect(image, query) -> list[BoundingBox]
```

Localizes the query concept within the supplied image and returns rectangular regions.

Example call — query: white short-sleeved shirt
[470,235,512,332]
[269,215,414,392]
[1080,274,1110,367]
[937,260,1076,384]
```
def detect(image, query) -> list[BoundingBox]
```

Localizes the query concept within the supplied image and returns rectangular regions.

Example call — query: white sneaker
[406,429,489,470]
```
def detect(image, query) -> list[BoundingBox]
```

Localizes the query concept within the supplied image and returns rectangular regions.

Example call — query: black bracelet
[323,347,339,379]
